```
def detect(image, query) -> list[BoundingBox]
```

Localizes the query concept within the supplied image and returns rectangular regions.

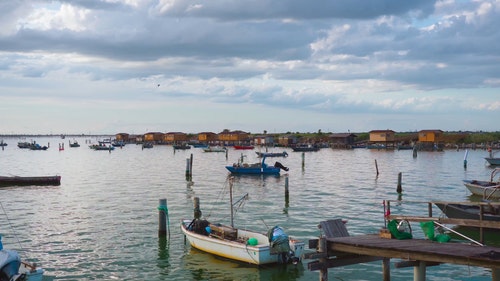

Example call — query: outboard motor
[274,162,289,171]
[267,226,297,264]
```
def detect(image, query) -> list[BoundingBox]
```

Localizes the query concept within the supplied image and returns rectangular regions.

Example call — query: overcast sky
[0,0,498,135]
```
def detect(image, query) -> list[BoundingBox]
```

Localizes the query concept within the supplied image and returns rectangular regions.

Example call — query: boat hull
[233,146,254,150]
[463,180,500,198]
[434,203,500,221]
[180,220,304,265]
[225,166,280,175]
[0,176,61,187]
[486,158,500,166]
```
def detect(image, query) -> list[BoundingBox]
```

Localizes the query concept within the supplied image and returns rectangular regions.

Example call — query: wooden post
[491,267,500,281]
[319,237,328,281]
[193,197,201,219]
[382,258,391,281]
[302,152,305,168]
[185,158,191,181]
[413,261,426,281]
[375,159,379,176]
[464,150,469,169]
[413,146,417,158]
[190,153,194,178]
[285,175,289,208]
[158,199,167,237]
[397,172,402,193]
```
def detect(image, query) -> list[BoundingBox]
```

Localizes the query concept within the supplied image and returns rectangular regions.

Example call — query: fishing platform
[305,201,500,281]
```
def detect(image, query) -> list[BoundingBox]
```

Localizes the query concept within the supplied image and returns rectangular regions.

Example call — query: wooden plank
[395,260,441,268]
[325,235,500,268]
[319,219,349,238]
[308,255,383,271]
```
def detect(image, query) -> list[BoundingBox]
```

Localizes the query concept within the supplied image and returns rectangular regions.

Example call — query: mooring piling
[158,199,169,238]
[193,197,201,219]
[464,149,469,169]
[397,172,402,194]
[375,159,379,176]
[285,175,289,206]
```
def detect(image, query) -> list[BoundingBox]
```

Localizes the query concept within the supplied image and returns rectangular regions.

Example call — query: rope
[0,201,32,260]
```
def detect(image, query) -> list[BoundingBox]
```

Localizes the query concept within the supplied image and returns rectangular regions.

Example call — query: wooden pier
[305,203,500,281]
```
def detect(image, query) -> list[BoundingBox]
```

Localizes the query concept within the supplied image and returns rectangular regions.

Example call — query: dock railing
[384,200,500,244]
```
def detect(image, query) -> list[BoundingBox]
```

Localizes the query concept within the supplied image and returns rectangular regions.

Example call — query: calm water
[0,136,496,281]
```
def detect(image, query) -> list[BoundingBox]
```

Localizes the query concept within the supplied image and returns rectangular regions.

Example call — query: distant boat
[463,168,500,199]
[225,156,288,175]
[17,142,31,149]
[192,143,209,148]
[112,140,125,147]
[0,175,61,187]
[89,144,114,151]
[0,140,7,147]
[142,142,154,149]
[173,144,191,150]
[69,140,80,147]
[291,144,319,152]
[203,146,226,152]
[29,143,48,150]
[233,145,254,150]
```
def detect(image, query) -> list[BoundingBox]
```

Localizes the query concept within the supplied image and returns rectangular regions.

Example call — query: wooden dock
[305,218,500,281]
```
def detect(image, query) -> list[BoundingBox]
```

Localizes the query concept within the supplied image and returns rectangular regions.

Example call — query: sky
[0,0,499,135]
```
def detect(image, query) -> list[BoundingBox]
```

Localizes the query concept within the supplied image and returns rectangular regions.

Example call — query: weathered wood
[303,252,328,259]
[309,239,318,249]
[308,255,382,271]
[395,260,441,268]
[382,258,390,281]
[326,235,500,268]
[319,219,349,238]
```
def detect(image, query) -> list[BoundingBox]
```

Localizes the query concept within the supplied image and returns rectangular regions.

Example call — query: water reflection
[182,248,304,281]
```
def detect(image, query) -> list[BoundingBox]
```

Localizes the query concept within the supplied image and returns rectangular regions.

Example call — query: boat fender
[205,226,211,234]
[247,237,258,246]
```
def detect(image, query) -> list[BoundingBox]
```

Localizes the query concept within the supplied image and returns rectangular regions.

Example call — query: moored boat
[0,175,61,187]
[181,178,304,265]
[463,168,500,199]
[291,144,319,152]
[486,158,500,166]
[89,144,115,151]
[233,145,254,150]
[485,149,500,166]
[434,201,500,222]
[225,156,288,175]
[173,144,191,150]
[203,146,226,152]
[69,140,80,147]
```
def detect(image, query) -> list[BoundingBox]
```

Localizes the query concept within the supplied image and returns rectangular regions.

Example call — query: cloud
[0,0,498,134]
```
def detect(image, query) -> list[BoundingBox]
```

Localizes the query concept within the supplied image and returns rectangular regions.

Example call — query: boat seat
[319,219,349,238]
